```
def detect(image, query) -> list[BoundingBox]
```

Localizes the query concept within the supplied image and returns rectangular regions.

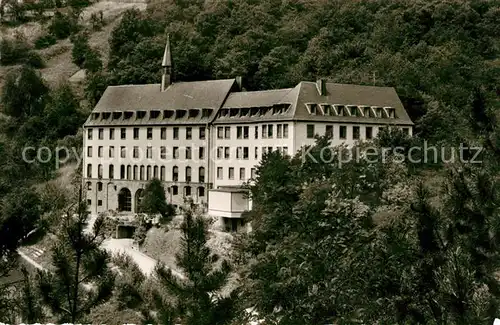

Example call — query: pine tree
[36,190,115,322]
[144,199,235,325]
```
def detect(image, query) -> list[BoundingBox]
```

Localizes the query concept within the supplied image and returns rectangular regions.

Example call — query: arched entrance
[118,188,132,212]
[135,189,144,213]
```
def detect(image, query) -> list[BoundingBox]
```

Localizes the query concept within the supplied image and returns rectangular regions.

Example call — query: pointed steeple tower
[161,35,172,91]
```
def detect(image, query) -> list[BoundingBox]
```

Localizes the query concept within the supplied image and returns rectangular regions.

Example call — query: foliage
[0,38,44,67]
[1,66,49,119]
[139,179,175,223]
[49,11,79,39]
[36,195,115,322]
[106,0,500,143]
[35,34,57,49]
[143,200,236,325]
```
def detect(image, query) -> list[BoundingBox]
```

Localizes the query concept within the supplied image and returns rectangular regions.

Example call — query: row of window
[87,146,206,160]
[217,124,289,140]
[87,126,206,141]
[216,167,256,181]
[86,163,258,182]
[306,125,410,139]
[88,185,205,206]
[216,146,288,160]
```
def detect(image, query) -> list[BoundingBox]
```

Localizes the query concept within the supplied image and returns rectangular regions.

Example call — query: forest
[1,0,500,324]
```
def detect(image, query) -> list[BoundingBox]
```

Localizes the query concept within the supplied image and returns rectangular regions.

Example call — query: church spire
[161,35,172,91]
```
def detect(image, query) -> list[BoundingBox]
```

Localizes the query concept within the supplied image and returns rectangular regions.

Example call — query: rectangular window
[255,126,258,139]
[237,126,243,139]
[173,147,179,159]
[217,127,223,139]
[185,186,191,196]
[217,167,223,180]
[98,200,102,206]
[217,147,223,159]
[277,124,282,138]
[307,124,315,138]
[268,124,273,138]
[133,146,139,158]
[268,146,273,153]
[173,127,179,140]
[160,146,166,159]
[161,127,167,140]
[87,146,92,157]
[239,168,245,180]
[225,126,230,139]
[262,146,267,157]
[255,147,258,159]
[229,167,234,180]
[365,127,373,139]
[340,126,347,139]
[251,168,256,179]
[147,127,153,140]
[120,128,126,139]
[109,128,114,140]
[243,126,249,139]
[88,129,93,140]
[199,127,206,140]
[133,128,139,139]
[326,125,333,138]
[199,147,205,159]
[262,125,267,139]
[146,146,152,159]
[186,127,192,140]
[87,164,92,178]
[283,147,288,156]
[353,126,360,140]
[283,124,289,138]
[243,147,249,159]
[98,146,103,158]
[109,146,114,158]
[224,147,230,159]
[236,147,242,159]
[403,127,410,135]
[120,146,126,158]
[172,186,178,195]
[98,128,103,140]
[109,165,114,179]
[186,147,192,160]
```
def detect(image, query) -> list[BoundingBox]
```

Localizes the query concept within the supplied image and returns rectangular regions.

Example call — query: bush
[48,12,78,39]
[71,33,91,67]
[0,38,30,65]
[34,34,57,49]
[24,52,45,68]
[83,48,103,73]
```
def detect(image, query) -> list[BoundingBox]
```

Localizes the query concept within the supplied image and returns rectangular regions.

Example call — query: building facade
[82,39,413,230]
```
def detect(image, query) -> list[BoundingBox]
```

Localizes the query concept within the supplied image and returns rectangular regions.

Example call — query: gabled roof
[85,79,236,126]
[292,82,413,125]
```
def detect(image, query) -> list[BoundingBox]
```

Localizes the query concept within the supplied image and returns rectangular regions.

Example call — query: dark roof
[85,79,413,127]
[85,79,236,126]
[292,82,413,125]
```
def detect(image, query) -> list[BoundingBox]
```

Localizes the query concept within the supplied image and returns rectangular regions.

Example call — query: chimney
[316,78,326,96]
[161,35,172,91]
[235,76,243,90]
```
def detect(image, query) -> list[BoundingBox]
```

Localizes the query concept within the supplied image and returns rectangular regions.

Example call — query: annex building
[83,38,413,232]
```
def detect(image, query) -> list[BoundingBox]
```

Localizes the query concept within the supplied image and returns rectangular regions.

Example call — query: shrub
[34,34,57,49]
[83,48,102,73]
[71,33,91,67]
[48,12,78,39]
[24,52,45,68]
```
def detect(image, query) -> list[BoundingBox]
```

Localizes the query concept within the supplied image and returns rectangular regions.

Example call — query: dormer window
[188,109,199,118]
[124,111,133,119]
[337,105,345,116]
[363,106,370,117]
[176,110,187,119]
[219,109,229,117]
[388,108,396,118]
[112,112,122,119]
[349,105,359,117]
[375,107,383,118]
[202,109,212,118]
[306,103,317,115]
[150,110,160,119]
[283,104,290,114]
[321,104,331,116]
[163,110,174,119]
[137,111,146,119]
[241,108,250,117]
[102,112,111,119]
[230,108,239,117]
[92,112,100,119]
[250,107,259,116]
[260,107,270,116]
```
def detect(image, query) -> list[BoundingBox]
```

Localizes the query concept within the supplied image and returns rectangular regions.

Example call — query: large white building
[83,39,413,231]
